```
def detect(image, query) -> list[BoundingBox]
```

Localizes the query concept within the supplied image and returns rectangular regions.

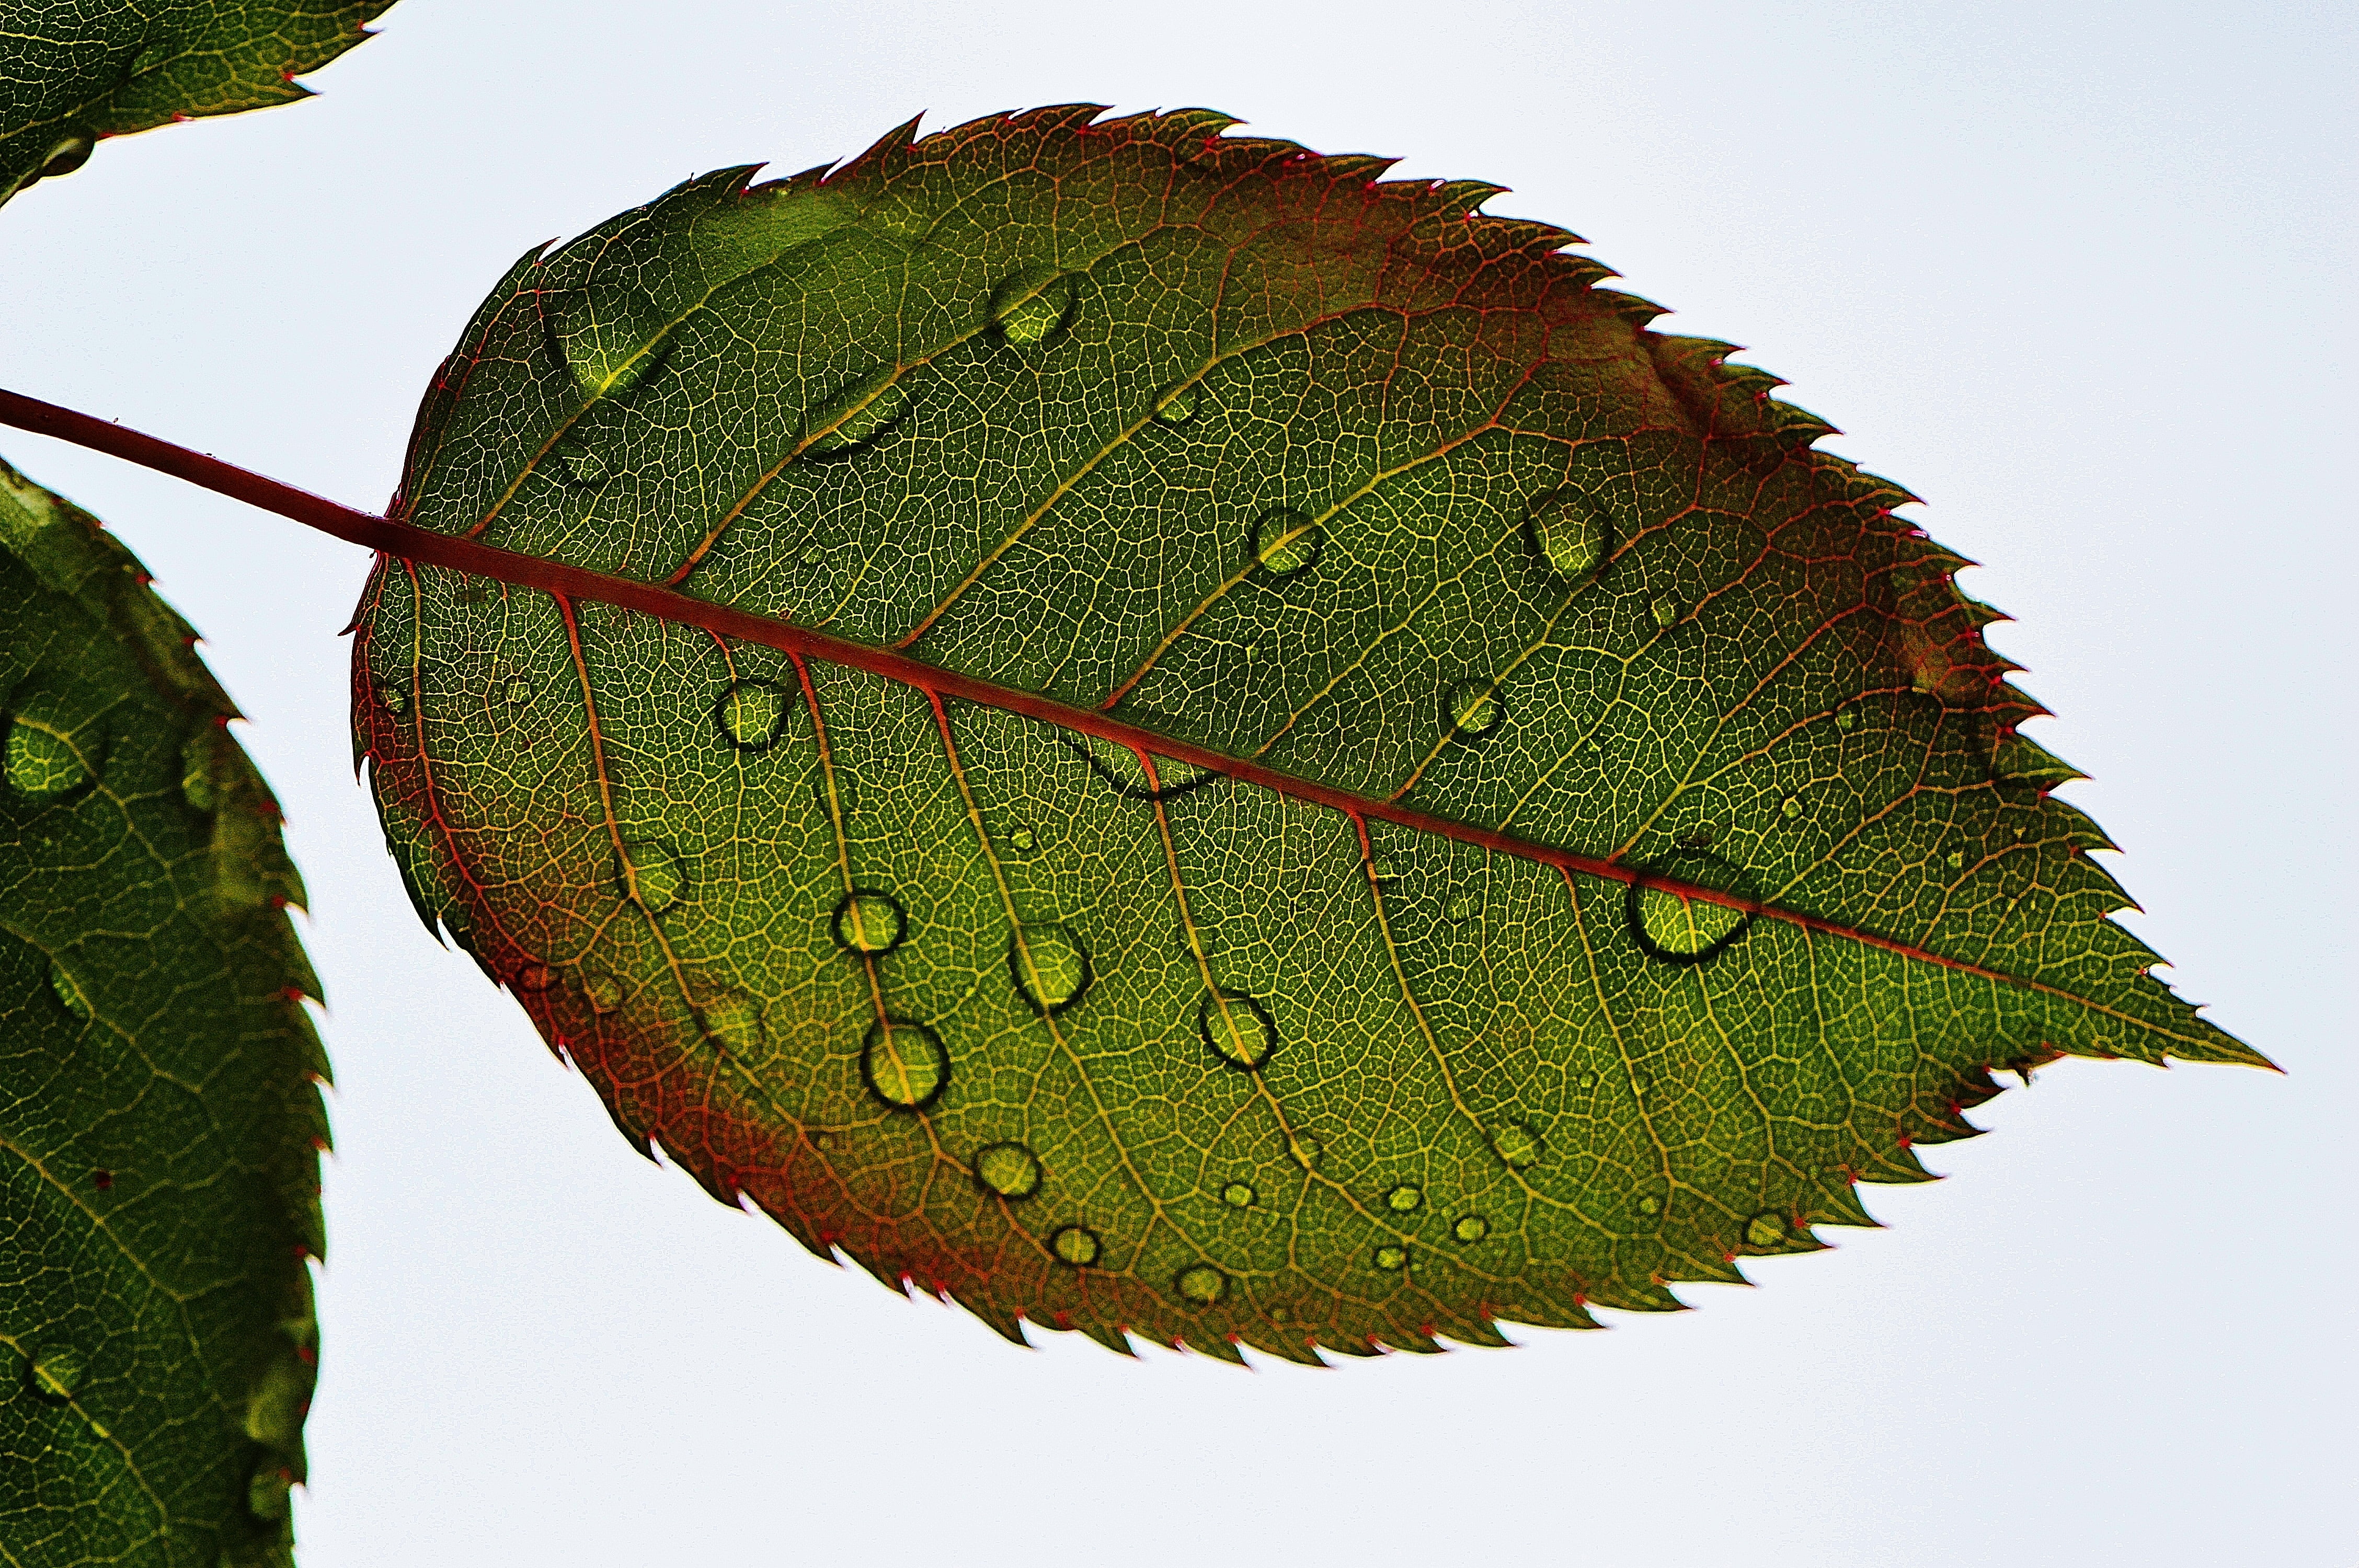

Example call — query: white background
[2,2,2350,1562]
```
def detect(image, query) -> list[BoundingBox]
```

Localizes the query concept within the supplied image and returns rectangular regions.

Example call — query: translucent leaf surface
[355,107,2261,1359]
[1,456,327,1561]
[0,0,394,204]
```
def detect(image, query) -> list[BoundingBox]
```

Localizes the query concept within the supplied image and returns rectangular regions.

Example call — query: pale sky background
[1,2,2351,1563]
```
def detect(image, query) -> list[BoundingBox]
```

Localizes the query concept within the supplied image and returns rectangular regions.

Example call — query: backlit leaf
[355,107,2262,1359]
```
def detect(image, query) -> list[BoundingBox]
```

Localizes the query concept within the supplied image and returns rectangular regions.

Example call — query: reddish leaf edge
[0,384,2267,1084]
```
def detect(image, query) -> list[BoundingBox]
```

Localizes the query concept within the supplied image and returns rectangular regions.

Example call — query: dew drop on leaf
[616,840,685,913]
[513,963,555,993]
[1636,1193,1662,1217]
[805,373,912,458]
[1445,679,1501,737]
[1627,852,1756,965]
[1151,383,1198,425]
[987,267,1077,346]
[1007,825,1038,852]
[247,1461,291,1521]
[49,963,88,1024]
[860,1017,948,1111]
[1198,988,1276,1070]
[1050,1224,1101,1267]
[1010,922,1091,1013]
[37,132,92,180]
[700,989,765,1055]
[1374,1244,1408,1272]
[502,676,533,707]
[1221,1181,1256,1208]
[1488,1122,1543,1170]
[1251,508,1322,578]
[1383,1183,1423,1213]
[1288,1132,1325,1171]
[581,970,624,1014]
[715,679,788,751]
[1451,1214,1489,1244]
[1745,1210,1791,1248]
[552,437,611,488]
[375,679,410,718]
[1835,706,1857,731]
[1524,489,1609,585]
[1175,1263,1227,1307]
[26,1345,83,1402]
[1782,794,1805,820]
[830,890,908,955]
[1651,596,1681,629]
[974,1141,1044,1199]
[6,717,87,797]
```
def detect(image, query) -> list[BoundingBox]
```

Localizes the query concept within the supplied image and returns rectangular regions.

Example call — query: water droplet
[376,680,410,718]
[1651,596,1681,629]
[1383,1183,1423,1214]
[1445,678,1501,737]
[831,890,908,956]
[1366,853,1402,883]
[797,542,826,567]
[50,963,88,1024]
[513,963,555,993]
[1745,1210,1790,1248]
[1074,734,1216,799]
[1151,382,1199,425]
[1221,1180,1256,1208]
[582,970,624,1014]
[26,1345,84,1402]
[1627,851,1755,965]
[179,743,216,815]
[1781,794,1804,820]
[1578,1069,1599,1090]
[552,436,611,487]
[1007,825,1038,852]
[1175,1263,1227,1307]
[248,1462,293,1522]
[1636,1193,1662,1216]
[1524,489,1609,585]
[988,267,1078,346]
[805,371,912,458]
[860,1017,948,1111]
[1198,988,1276,1070]
[7,717,87,797]
[37,132,93,181]
[1373,1244,1408,1272]
[1451,1214,1489,1244]
[1050,1224,1101,1267]
[974,1141,1043,1200]
[1010,923,1091,1013]
[1488,1122,1543,1170]
[1444,893,1475,923]
[715,679,787,752]
[700,990,764,1055]
[616,840,684,912]
[1251,508,1322,578]
[1946,849,1965,870]
[1835,707,1856,731]
[1287,1132,1325,1171]
[502,676,533,708]
[544,289,672,399]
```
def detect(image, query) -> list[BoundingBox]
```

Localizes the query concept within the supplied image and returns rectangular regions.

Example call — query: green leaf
[357,107,2263,1359]
[2,456,327,1563]
[0,0,395,205]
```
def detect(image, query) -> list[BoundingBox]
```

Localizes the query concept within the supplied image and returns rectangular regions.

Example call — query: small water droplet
[1577,1070,1598,1090]
[1946,849,1965,870]
[700,990,764,1055]
[1199,988,1276,1070]
[50,963,88,1024]
[1444,893,1475,923]
[1251,508,1322,578]
[1636,1193,1662,1217]
[1835,707,1857,731]
[1175,1263,1227,1307]
[582,970,624,1014]
[616,840,684,912]
[805,372,912,458]
[988,267,1078,346]
[1151,382,1199,425]
[974,1142,1044,1200]
[1050,1224,1101,1267]
[1373,1244,1408,1272]
[1445,679,1501,737]
[551,436,611,488]
[1627,852,1755,965]
[1488,1122,1542,1170]
[1651,596,1681,628]
[1011,923,1091,1013]
[1383,1183,1423,1213]
[503,677,533,708]
[1221,1181,1256,1208]
[1007,825,1038,852]
[1451,1214,1489,1244]
[37,132,93,180]
[1366,853,1402,883]
[860,1017,948,1111]
[7,717,87,797]
[1287,1133,1325,1171]
[830,890,907,955]
[1745,1210,1790,1248]
[26,1345,84,1402]
[1781,794,1804,820]
[179,744,215,815]
[1524,489,1609,585]
[514,963,555,993]
[376,679,410,718]
[715,679,788,752]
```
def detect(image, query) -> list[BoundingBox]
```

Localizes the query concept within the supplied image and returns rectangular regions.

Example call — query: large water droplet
[805,371,912,459]
[1745,1210,1791,1249]
[1151,383,1199,425]
[1445,679,1501,738]
[1073,733,1216,800]
[1373,1244,1408,1272]
[1524,489,1609,585]
[700,990,764,1055]
[988,267,1078,347]
[1221,1180,1256,1209]
[831,890,908,956]
[1175,1263,1227,1307]
[50,963,88,1024]
[616,840,684,912]
[1488,1122,1543,1170]
[544,289,672,399]
[974,1141,1043,1199]
[36,132,93,181]
[1383,1183,1424,1213]
[7,717,87,797]
[1251,508,1322,579]
[715,679,787,751]
[1198,988,1276,1071]
[1626,850,1756,966]
[1050,1224,1101,1267]
[26,1345,84,1402]
[1451,1214,1489,1244]
[860,1017,948,1111]
[1010,923,1091,1014]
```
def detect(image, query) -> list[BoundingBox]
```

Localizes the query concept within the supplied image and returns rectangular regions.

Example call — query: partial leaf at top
[0,1,395,206]
[355,107,2262,1359]
[1,457,328,1563]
